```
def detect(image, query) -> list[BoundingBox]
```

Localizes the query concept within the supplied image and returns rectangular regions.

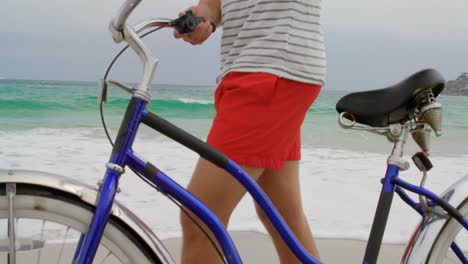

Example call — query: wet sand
[162,230,407,263]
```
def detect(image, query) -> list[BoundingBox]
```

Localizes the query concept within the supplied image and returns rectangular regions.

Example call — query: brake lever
[98,79,135,104]
[98,79,108,104]
[170,10,216,34]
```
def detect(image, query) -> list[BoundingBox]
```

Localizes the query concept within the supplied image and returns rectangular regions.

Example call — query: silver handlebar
[134,18,172,34]
[109,0,159,102]
[113,0,142,31]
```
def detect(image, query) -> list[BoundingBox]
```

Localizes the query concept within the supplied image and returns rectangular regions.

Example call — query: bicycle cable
[99,26,228,264]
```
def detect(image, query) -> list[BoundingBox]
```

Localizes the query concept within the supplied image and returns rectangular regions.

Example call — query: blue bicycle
[1,0,467,263]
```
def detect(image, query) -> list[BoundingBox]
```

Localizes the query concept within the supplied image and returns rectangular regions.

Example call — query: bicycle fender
[0,169,176,264]
[401,174,468,263]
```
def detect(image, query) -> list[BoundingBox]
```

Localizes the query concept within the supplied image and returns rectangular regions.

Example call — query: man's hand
[174,6,215,45]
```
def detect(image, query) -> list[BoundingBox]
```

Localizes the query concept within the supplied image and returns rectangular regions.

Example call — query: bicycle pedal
[412,152,433,172]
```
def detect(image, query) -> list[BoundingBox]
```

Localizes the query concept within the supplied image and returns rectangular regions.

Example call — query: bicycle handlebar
[108,1,214,102]
[109,0,157,102]
[113,0,141,32]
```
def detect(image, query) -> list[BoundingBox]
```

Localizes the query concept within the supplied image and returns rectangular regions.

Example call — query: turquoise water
[0,80,214,129]
[1,79,467,155]
[1,79,467,242]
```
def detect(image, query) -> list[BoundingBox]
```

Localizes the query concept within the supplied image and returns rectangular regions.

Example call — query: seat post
[363,125,411,264]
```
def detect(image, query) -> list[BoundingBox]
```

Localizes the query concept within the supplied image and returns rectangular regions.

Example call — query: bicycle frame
[72,96,467,264]
[73,97,318,263]
[69,1,466,263]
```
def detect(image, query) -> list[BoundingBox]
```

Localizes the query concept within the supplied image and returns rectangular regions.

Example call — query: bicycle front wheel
[0,183,164,264]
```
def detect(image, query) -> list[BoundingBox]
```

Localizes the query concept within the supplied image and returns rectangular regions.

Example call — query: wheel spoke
[56,226,71,264]
[36,220,46,264]
[6,183,16,264]
[98,251,112,264]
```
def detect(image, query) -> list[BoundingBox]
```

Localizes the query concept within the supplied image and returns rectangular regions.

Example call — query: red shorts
[207,72,321,170]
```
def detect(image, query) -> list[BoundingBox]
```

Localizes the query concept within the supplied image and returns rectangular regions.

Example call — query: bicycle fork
[73,98,147,264]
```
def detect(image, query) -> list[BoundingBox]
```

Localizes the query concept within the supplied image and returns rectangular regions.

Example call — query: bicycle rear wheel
[0,183,164,264]
[427,198,468,263]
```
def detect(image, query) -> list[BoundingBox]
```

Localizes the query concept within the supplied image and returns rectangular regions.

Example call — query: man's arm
[199,0,221,26]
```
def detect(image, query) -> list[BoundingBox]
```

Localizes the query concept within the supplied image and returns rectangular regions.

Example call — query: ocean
[1,79,467,245]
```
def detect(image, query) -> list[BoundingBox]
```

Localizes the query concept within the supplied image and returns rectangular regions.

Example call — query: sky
[1,0,467,91]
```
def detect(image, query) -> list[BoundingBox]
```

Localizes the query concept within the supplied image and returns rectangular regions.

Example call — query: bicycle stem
[109,0,158,102]
[122,26,158,101]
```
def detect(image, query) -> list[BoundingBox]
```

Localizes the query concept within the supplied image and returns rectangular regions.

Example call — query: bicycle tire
[427,198,468,263]
[0,183,164,263]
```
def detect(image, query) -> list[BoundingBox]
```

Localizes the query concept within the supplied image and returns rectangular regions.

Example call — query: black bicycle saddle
[336,68,445,127]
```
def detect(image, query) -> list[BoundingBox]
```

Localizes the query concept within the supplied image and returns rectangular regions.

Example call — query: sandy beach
[5,230,467,263]
[162,231,407,263]
[1,231,406,263]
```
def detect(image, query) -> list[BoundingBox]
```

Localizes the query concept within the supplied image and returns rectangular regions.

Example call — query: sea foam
[1,128,466,246]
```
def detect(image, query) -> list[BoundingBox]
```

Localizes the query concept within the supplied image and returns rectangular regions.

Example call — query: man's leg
[180,158,264,264]
[255,160,320,263]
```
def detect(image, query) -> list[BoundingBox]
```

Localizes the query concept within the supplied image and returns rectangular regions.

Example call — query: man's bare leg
[255,160,320,263]
[180,158,264,264]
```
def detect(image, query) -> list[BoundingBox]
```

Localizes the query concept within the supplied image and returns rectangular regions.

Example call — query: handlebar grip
[172,10,216,34]
[210,21,217,33]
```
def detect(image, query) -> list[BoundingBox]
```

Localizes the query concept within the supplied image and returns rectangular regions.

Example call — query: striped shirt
[218,0,326,85]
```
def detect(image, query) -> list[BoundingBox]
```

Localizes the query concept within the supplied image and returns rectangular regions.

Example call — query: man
[174,0,326,263]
